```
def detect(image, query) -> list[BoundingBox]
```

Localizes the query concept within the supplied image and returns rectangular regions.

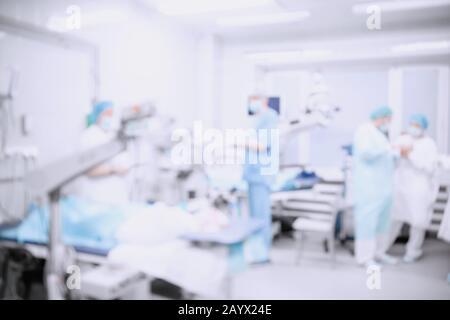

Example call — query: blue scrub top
[243,108,279,187]
[352,122,395,239]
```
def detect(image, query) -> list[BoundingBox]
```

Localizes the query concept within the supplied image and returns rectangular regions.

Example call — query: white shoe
[403,253,422,263]
[363,260,382,270]
[376,253,399,265]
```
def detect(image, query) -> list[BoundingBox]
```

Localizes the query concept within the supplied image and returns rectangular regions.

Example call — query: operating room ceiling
[141,0,450,42]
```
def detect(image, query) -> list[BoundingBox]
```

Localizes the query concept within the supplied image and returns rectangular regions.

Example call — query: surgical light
[391,40,450,53]
[352,0,450,14]
[155,0,273,16]
[216,11,310,27]
[245,49,333,64]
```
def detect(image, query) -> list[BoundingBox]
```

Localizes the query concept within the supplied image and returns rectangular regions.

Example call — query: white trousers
[355,235,388,265]
[385,221,426,258]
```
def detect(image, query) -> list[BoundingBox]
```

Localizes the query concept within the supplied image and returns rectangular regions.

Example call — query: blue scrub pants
[247,182,272,262]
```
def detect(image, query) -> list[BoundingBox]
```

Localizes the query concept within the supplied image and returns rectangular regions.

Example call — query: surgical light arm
[279,111,334,138]
[25,101,156,200]
[25,140,125,201]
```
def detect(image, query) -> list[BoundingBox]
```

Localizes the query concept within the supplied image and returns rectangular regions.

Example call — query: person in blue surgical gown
[352,106,399,268]
[242,96,279,264]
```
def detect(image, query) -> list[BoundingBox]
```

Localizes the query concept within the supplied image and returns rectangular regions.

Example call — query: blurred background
[0,0,449,300]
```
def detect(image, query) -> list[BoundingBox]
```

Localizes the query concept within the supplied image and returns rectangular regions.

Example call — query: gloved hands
[400,145,413,158]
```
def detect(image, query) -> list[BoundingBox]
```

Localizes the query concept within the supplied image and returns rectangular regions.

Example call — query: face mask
[99,118,114,132]
[378,123,390,134]
[408,126,423,138]
[249,100,263,114]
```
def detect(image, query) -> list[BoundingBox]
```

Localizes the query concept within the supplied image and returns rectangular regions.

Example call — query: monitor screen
[248,96,280,115]
[268,97,280,114]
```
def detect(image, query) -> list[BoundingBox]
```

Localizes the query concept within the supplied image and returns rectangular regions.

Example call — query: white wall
[391,65,449,153]
[220,46,256,130]
[196,35,223,127]
[79,14,201,126]
[267,68,390,166]
[219,41,391,166]
[402,68,438,136]
[0,34,92,166]
[308,68,389,166]
[0,0,203,166]
[219,37,449,167]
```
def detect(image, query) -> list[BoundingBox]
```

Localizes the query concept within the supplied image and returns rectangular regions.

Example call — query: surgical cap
[409,113,428,129]
[370,106,392,120]
[87,101,113,126]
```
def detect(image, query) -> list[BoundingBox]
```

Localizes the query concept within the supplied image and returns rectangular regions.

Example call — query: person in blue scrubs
[352,106,399,268]
[243,96,279,264]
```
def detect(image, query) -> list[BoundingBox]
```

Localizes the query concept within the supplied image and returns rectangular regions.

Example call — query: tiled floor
[229,237,450,299]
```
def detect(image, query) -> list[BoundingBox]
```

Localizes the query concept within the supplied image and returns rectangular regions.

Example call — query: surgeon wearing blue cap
[384,114,439,263]
[352,106,398,268]
[87,101,115,129]
[70,101,132,205]
[242,95,279,264]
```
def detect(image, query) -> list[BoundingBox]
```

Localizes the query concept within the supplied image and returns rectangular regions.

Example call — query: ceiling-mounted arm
[24,139,126,202]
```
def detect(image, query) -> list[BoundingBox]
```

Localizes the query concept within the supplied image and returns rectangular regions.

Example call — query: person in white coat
[438,155,450,243]
[69,101,132,205]
[437,155,450,283]
[386,114,439,263]
[438,191,450,243]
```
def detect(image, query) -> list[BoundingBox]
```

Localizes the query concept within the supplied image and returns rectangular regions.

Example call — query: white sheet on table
[115,203,199,246]
[108,241,228,297]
